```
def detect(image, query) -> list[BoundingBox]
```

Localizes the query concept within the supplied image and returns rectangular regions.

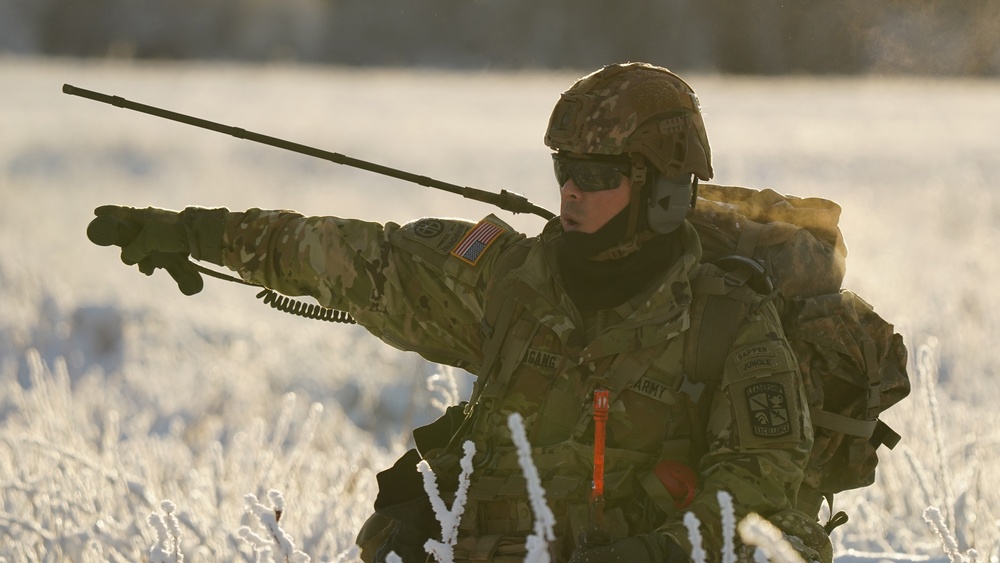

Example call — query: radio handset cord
[87,214,357,324]
[255,288,356,324]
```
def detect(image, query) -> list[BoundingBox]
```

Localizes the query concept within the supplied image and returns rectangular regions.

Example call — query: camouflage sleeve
[218,208,524,370]
[658,299,815,561]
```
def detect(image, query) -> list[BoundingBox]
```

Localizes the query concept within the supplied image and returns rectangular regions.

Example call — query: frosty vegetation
[507,413,556,563]
[1,58,999,561]
[418,441,476,563]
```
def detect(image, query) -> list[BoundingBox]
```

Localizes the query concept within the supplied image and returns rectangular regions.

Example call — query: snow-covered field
[1,57,999,561]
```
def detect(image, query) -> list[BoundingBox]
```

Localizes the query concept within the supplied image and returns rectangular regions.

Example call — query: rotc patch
[745,382,792,438]
[451,219,505,265]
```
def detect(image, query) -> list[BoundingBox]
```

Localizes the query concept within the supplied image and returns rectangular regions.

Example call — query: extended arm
[89,205,524,370]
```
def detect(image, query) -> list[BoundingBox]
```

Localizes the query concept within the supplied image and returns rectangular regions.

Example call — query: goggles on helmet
[552,153,631,192]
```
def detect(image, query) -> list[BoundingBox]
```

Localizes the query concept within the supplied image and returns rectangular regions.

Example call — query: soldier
[94,63,832,562]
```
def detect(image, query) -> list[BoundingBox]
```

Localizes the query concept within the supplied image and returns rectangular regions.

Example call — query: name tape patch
[451,220,505,265]
[524,348,559,369]
[629,376,674,404]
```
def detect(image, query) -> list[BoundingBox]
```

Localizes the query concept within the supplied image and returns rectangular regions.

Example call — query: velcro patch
[402,219,470,254]
[523,348,559,370]
[732,342,781,378]
[735,343,774,362]
[744,382,792,438]
[628,376,676,405]
[451,219,505,265]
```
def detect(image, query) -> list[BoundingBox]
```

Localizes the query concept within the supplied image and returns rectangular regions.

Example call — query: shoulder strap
[466,240,534,415]
[682,262,761,391]
[680,260,769,464]
[479,296,519,382]
[478,239,534,371]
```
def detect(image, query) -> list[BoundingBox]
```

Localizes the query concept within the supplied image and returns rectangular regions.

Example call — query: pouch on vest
[359,403,470,562]
[373,402,470,515]
[779,291,910,515]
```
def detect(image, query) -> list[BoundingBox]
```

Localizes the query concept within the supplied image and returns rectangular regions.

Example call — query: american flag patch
[451,220,505,265]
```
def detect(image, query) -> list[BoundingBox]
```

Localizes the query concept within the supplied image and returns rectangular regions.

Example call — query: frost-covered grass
[1,57,999,561]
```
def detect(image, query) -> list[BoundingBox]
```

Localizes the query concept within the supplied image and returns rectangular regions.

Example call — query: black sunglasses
[552,153,631,192]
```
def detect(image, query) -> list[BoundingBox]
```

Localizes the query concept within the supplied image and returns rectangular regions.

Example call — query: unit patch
[524,348,559,369]
[745,382,791,438]
[404,219,470,254]
[451,220,505,265]
[412,219,444,238]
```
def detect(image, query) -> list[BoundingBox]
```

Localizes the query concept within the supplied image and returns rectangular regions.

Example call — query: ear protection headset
[646,173,697,234]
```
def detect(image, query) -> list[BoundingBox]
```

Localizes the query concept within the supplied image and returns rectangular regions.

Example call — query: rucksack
[686,184,910,530]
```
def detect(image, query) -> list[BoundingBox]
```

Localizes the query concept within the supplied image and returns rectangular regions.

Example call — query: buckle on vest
[714,255,774,295]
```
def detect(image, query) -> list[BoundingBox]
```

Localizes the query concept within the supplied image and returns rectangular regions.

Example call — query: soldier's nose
[560,179,583,199]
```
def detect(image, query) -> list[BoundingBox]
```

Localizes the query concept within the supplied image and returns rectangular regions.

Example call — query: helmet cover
[544,62,713,181]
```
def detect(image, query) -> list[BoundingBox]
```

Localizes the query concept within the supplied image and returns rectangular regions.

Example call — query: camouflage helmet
[544,62,713,181]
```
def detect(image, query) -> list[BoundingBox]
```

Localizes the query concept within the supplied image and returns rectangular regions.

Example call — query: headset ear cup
[647,175,694,234]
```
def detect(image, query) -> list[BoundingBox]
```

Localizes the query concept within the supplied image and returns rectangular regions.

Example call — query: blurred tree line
[2,0,998,75]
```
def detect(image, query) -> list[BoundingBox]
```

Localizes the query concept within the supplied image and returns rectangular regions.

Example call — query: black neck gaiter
[557,209,683,311]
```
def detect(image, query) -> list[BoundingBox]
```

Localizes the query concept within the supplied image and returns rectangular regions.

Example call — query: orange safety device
[590,388,610,529]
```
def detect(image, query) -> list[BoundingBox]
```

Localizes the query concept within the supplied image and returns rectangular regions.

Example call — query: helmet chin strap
[625,153,648,239]
[582,155,652,262]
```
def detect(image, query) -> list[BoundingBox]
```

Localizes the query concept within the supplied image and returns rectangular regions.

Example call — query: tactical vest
[451,236,768,555]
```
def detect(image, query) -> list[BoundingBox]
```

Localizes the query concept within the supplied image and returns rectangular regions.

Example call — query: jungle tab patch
[733,343,778,377]
[451,219,505,265]
[745,382,792,438]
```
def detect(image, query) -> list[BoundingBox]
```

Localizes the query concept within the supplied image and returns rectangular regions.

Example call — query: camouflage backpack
[685,184,911,529]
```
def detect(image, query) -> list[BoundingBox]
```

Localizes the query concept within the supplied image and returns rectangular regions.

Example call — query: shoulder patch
[400,218,471,254]
[727,338,796,381]
[733,343,777,377]
[745,381,792,438]
[451,219,505,266]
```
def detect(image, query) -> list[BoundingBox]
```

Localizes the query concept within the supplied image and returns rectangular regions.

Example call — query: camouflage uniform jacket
[217,208,815,561]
